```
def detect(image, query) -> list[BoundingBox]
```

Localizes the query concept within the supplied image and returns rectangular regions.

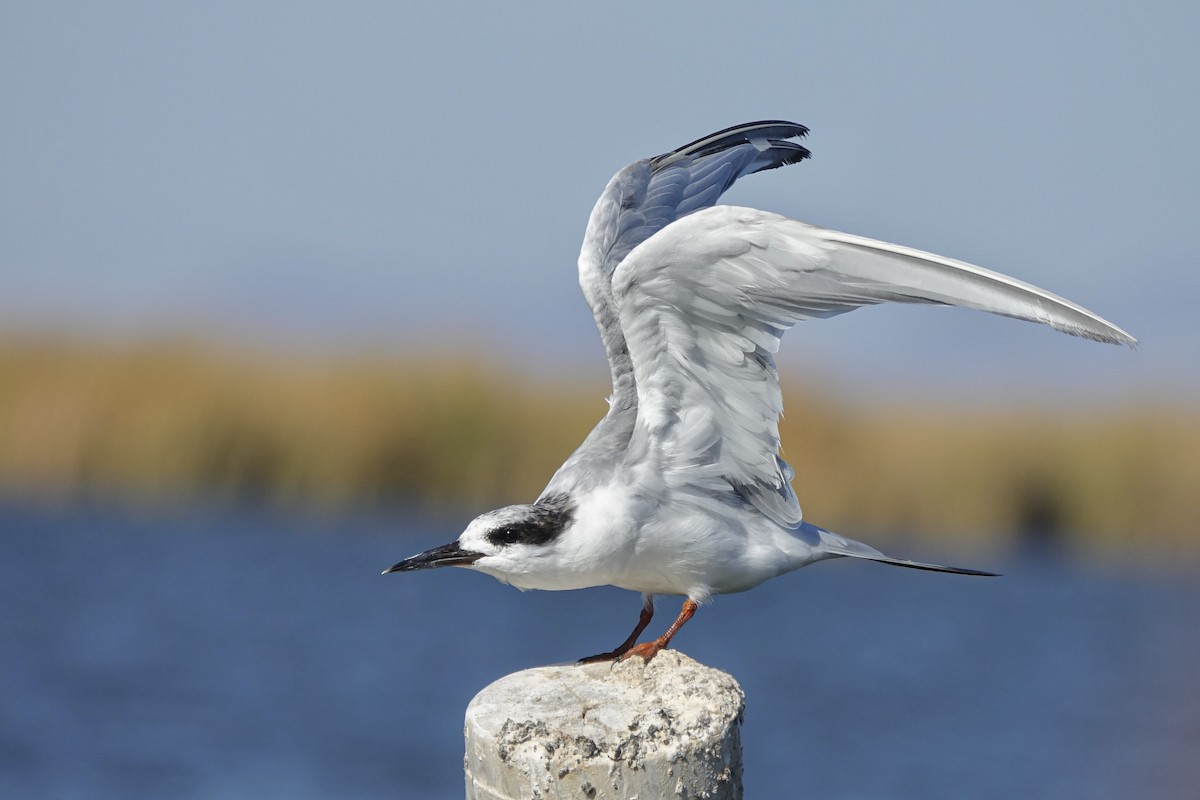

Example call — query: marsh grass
[1,336,1195,555]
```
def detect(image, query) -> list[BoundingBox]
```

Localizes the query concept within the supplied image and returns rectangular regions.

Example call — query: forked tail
[811,522,1000,577]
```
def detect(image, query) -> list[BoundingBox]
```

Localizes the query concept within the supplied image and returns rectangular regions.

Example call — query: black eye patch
[485,497,573,547]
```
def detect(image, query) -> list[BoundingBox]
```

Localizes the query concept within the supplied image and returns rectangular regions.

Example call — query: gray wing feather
[601,121,811,270]
[545,123,810,498]
[612,206,1134,526]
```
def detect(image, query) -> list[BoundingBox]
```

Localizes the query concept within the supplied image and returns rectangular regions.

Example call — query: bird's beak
[382,542,484,574]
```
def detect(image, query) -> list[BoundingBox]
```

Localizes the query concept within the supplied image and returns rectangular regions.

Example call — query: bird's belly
[498,569,617,593]
[609,506,813,599]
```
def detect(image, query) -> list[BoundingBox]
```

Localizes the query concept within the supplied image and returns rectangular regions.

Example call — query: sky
[2,1,1198,405]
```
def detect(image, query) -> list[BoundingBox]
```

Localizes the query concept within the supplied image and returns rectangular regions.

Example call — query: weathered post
[464,650,745,799]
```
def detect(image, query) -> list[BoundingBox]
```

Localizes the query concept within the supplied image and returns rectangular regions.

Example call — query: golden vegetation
[1,336,1196,556]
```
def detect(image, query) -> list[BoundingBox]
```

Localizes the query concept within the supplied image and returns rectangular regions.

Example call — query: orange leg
[578,598,655,664]
[618,599,698,663]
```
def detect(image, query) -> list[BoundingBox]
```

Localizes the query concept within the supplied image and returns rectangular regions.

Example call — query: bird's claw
[615,641,665,662]
[576,641,664,664]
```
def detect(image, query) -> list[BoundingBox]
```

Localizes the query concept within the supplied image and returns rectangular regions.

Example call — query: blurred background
[2,2,1198,798]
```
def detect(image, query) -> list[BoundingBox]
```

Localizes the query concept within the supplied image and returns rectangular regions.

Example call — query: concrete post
[464,650,745,800]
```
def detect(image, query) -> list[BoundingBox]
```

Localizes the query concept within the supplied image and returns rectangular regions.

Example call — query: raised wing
[542,123,809,499]
[578,122,810,412]
[612,206,1135,527]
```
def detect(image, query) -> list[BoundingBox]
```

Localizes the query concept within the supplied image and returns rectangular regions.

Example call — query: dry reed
[1,336,1195,556]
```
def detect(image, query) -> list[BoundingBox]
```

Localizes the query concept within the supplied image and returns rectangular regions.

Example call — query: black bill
[382,542,484,574]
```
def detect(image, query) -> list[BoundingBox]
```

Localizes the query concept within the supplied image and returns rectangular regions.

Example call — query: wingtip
[1116,329,1140,350]
[1052,318,1138,349]
[652,120,811,169]
[764,138,812,167]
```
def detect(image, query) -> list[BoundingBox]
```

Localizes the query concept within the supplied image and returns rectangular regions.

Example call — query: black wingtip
[762,138,812,168]
[672,120,810,154]
[651,120,811,170]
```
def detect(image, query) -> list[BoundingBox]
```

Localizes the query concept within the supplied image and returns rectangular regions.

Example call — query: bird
[384,120,1135,663]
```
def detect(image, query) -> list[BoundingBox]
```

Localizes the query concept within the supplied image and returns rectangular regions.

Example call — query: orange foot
[616,640,667,662]
[582,599,697,666]
[615,599,698,663]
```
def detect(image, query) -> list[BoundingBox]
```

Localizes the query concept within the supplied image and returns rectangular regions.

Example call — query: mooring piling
[464,650,745,799]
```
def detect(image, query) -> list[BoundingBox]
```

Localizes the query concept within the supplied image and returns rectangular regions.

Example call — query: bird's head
[382,498,574,583]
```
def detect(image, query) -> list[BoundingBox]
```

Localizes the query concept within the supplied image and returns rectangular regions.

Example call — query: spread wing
[612,206,1136,527]
[543,122,809,498]
[577,122,810,410]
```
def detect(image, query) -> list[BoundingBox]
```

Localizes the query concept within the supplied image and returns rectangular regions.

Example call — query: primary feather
[609,206,1133,526]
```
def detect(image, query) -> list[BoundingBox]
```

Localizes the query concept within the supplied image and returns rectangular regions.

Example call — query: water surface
[2,503,1197,799]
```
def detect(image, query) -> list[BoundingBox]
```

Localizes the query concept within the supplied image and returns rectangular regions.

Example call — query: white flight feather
[611,206,1135,529]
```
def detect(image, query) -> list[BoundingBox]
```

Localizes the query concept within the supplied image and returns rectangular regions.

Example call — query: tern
[385,121,1135,662]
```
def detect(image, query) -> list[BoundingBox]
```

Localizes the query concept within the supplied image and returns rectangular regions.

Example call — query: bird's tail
[812,523,999,577]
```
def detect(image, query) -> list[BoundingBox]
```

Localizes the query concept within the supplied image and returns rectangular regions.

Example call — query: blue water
[2,502,1198,800]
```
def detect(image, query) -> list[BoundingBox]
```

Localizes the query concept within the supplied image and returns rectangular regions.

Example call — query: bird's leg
[577,595,655,664]
[618,599,698,663]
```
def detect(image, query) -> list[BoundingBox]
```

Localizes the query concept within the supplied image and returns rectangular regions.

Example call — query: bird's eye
[493,527,522,546]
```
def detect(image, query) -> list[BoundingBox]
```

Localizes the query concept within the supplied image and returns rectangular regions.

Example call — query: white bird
[385,121,1135,662]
